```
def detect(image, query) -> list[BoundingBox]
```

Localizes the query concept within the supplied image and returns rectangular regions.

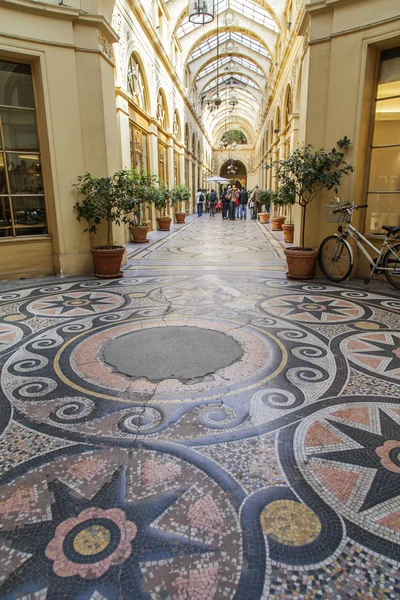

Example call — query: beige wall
[298,0,400,280]
[0,0,122,279]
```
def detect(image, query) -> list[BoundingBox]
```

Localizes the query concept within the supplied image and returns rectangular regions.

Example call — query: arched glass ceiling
[189,31,270,61]
[203,73,261,94]
[177,0,279,39]
[197,55,264,79]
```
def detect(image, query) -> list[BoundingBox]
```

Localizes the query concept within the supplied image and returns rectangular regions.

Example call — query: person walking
[196,188,205,217]
[250,185,261,220]
[239,187,249,220]
[208,189,218,217]
[222,186,231,220]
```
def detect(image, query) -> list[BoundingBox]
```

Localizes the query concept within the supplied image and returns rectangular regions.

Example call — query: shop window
[129,124,149,172]
[174,152,180,186]
[158,141,167,185]
[366,47,400,234]
[185,158,189,185]
[0,60,47,238]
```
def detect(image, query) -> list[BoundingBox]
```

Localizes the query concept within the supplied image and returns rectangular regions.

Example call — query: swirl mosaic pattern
[0,217,400,599]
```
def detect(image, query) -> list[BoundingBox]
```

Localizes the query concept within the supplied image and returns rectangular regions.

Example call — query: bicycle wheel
[318,236,353,282]
[383,242,400,290]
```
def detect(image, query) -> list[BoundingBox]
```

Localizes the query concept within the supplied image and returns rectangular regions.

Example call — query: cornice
[0,0,118,40]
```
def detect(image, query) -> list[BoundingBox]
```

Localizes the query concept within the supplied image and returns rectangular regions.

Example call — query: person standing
[229,186,238,220]
[208,188,218,217]
[196,188,205,217]
[222,186,231,220]
[239,187,249,219]
[235,188,241,219]
[250,185,260,220]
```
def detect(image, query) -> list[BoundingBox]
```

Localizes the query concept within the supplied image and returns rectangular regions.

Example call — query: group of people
[195,185,261,221]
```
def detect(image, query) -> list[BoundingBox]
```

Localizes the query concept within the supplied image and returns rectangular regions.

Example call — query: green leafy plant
[259,189,275,207]
[153,184,174,216]
[276,182,296,222]
[171,184,191,211]
[73,169,132,248]
[272,141,354,248]
[126,170,160,227]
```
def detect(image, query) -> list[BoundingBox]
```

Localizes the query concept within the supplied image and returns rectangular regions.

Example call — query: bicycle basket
[325,202,352,223]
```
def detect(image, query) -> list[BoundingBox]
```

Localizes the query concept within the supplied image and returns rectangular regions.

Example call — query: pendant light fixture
[212,10,222,108]
[188,1,215,25]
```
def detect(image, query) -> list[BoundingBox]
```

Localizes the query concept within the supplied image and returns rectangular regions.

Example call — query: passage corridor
[0,216,400,599]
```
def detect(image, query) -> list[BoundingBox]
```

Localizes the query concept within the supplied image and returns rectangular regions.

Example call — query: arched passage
[220,159,247,188]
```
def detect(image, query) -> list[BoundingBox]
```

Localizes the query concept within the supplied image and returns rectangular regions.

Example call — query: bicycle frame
[341,222,398,272]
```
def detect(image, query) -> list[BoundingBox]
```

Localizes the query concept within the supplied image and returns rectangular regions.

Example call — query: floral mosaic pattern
[0,217,399,598]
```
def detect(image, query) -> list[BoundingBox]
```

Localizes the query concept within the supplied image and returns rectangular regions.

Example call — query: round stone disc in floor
[102,326,244,382]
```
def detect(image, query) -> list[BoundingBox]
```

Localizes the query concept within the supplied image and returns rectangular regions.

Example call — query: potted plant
[278,182,296,243]
[154,184,173,231]
[258,189,274,224]
[171,184,191,223]
[74,170,131,278]
[272,140,354,279]
[127,170,159,243]
[270,191,286,231]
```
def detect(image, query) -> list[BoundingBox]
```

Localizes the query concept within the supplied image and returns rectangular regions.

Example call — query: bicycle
[318,198,400,289]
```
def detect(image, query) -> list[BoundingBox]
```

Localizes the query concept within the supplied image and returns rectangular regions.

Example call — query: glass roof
[177,0,279,39]
[189,31,270,61]
[203,73,261,94]
[197,55,263,79]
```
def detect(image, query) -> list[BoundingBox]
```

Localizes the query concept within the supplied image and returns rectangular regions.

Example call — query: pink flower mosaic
[45,507,137,579]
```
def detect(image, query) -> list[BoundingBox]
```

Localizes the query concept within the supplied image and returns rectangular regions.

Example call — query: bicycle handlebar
[333,203,368,214]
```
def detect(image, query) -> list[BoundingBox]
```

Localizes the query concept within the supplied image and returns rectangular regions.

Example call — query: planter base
[271,217,286,231]
[95,271,123,279]
[284,247,318,280]
[157,217,172,231]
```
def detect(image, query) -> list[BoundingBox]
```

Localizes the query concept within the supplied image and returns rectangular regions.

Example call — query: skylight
[177,0,279,39]
[197,55,263,79]
[189,31,269,61]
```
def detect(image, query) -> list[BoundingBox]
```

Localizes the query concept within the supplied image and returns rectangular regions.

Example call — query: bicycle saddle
[382,225,400,234]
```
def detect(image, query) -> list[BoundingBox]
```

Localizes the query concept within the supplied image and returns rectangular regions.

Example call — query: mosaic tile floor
[0,215,400,599]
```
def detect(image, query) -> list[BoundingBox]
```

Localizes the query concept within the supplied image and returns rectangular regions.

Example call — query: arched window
[157,89,168,130]
[284,85,293,126]
[197,141,201,161]
[192,133,196,154]
[173,110,181,140]
[127,54,147,111]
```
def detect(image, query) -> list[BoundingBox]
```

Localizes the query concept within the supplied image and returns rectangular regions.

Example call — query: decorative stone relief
[98,32,114,62]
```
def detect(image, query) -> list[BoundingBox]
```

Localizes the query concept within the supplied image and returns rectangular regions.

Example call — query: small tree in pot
[171,184,191,223]
[127,170,159,243]
[277,182,296,242]
[154,184,175,231]
[272,140,354,279]
[73,170,131,278]
[258,189,274,223]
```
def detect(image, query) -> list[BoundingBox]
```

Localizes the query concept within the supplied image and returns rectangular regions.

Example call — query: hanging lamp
[188,1,215,25]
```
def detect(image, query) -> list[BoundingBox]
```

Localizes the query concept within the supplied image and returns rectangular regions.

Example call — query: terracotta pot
[90,246,124,278]
[282,223,294,243]
[130,224,149,243]
[271,216,286,231]
[284,247,318,279]
[259,212,270,224]
[175,212,186,224]
[157,216,172,231]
